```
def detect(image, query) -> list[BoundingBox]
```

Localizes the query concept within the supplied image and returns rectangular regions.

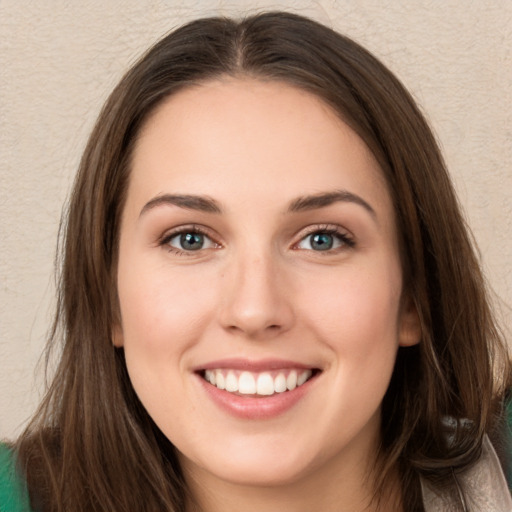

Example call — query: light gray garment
[421,436,512,511]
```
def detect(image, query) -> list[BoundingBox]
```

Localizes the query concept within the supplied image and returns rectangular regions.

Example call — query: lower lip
[196,373,317,420]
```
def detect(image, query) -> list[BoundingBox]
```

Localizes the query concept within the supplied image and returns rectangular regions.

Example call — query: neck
[183,447,403,512]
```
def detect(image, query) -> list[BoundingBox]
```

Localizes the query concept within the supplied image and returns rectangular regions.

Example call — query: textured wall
[1,0,511,439]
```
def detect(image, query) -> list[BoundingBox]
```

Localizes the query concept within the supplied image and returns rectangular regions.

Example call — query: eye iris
[180,232,204,250]
[311,233,334,251]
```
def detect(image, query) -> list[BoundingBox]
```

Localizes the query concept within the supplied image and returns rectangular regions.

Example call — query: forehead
[127,78,391,219]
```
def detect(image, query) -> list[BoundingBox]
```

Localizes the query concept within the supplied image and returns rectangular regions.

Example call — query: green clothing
[0,444,32,512]
[507,397,512,489]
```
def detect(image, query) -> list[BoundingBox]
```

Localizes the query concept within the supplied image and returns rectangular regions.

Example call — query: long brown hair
[15,11,510,511]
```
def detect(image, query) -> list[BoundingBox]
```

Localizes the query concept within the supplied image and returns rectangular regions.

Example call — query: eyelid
[292,223,355,250]
[159,224,222,254]
[160,223,211,242]
[157,223,354,255]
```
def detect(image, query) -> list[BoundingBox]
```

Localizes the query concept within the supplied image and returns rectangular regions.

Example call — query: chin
[206,460,312,487]
[182,441,320,488]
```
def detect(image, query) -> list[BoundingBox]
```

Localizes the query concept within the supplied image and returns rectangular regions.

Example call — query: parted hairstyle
[15,11,510,512]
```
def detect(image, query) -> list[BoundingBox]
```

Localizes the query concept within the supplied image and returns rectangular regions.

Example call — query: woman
[1,11,510,512]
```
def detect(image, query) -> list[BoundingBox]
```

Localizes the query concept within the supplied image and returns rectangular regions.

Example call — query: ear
[398,294,421,347]
[112,323,124,348]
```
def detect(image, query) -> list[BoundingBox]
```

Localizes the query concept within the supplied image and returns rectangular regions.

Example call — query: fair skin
[114,78,420,512]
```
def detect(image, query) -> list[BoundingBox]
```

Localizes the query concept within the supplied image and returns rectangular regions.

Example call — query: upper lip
[194,358,319,372]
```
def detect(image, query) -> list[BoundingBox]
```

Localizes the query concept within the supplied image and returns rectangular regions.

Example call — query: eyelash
[159,224,355,256]
[293,225,355,253]
[159,225,219,256]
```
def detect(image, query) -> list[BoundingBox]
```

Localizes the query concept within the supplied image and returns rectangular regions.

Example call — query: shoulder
[421,436,512,512]
[0,443,33,512]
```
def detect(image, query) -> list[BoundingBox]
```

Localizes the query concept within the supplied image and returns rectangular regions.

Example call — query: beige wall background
[1,0,511,440]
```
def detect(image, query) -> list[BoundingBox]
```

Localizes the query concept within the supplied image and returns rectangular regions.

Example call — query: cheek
[304,263,402,344]
[115,263,221,427]
[116,264,217,425]
[302,265,402,431]
[300,260,403,396]
[117,261,217,352]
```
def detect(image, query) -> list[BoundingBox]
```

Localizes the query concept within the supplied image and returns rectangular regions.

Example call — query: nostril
[225,322,283,334]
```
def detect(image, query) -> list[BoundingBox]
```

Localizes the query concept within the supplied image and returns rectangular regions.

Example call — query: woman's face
[114,78,420,490]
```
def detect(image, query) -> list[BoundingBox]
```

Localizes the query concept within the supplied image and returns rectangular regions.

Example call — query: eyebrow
[140,194,222,216]
[287,190,376,218]
[139,189,376,219]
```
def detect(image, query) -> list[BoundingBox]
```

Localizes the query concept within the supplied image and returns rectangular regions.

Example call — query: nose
[219,252,295,340]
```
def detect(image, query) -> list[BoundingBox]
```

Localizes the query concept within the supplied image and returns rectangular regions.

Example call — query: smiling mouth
[200,368,319,397]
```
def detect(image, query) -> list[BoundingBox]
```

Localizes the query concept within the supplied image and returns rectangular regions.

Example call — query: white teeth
[225,371,238,392]
[274,373,287,393]
[256,373,274,395]
[215,371,225,390]
[297,369,312,386]
[286,370,297,391]
[238,372,256,394]
[205,370,216,385]
[204,368,315,395]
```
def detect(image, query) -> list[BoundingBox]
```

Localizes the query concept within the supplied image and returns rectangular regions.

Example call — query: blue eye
[297,230,353,251]
[310,233,334,251]
[178,232,204,250]
[166,230,216,252]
